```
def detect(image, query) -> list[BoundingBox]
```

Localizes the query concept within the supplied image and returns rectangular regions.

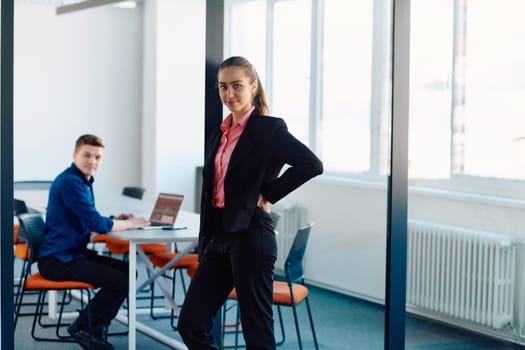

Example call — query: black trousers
[37,250,128,329]
[178,208,277,350]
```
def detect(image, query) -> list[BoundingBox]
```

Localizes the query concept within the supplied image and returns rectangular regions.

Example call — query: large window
[225,0,525,198]
[271,0,311,144]
[409,0,453,180]
[321,1,375,173]
[224,0,267,80]
[454,0,525,180]
[411,0,525,184]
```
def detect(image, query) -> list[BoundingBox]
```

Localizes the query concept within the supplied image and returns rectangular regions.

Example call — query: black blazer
[199,111,323,255]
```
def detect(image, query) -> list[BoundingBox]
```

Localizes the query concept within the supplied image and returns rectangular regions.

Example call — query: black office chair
[122,186,146,200]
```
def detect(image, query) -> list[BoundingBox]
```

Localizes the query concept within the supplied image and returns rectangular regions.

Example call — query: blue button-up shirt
[38,163,114,262]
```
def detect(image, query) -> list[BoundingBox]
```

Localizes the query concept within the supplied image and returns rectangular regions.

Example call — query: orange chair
[223,223,319,350]
[147,249,199,325]
[186,261,199,278]
[13,223,30,297]
[91,233,167,258]
[14,212,97,345]
[13,223,29,262]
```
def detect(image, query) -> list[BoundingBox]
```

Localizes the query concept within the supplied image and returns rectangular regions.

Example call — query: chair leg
[148,267,187,326]
[38,290,73,329]
[56,289,73,339]
[55,289,91,339]
[149,270,176,322]
[291,303,304,350]
[220,300,246,349]
[31,290,46,340]
[86,294,94,349]
[234,304,241,348]
[149,279,157,319]
[221,300,228,346]
[275,305,286,346]
[304,297,319,350]
[178,268,188,295]
[170,272,180,330]
[39,290,62,332]
[13,257,27,307]
[57,289,97,346]
[30,290,75,343]
[13,280,28,330]
[31,290,74,342]
[221,299,235,349]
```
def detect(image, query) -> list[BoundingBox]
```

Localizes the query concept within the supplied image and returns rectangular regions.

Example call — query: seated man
[37,134,150,350]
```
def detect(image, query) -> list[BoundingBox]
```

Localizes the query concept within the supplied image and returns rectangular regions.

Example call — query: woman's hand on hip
[257,194,271,213]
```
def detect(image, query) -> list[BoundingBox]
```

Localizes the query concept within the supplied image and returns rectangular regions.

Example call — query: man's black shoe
[67,324,115,350]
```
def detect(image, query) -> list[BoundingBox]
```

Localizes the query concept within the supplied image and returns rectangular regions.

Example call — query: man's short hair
[75,134,105,152]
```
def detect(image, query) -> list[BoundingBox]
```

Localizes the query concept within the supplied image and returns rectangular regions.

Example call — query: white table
[109,210,199,350]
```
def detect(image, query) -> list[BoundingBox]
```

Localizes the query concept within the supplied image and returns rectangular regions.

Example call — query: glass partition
[406,0,525,348]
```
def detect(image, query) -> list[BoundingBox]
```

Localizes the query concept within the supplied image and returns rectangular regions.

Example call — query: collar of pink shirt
[220,106,255,133]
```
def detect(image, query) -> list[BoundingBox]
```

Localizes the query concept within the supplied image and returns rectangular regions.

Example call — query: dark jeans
[178,208,277,350]
[38,250,129,329]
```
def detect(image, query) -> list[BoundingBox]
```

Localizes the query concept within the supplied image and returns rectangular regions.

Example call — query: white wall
[14,0,206,213]
[141,0,205,211]
[14,3,143,199]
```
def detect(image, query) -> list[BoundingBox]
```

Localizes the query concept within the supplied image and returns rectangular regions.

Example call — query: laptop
[139,193,184,230]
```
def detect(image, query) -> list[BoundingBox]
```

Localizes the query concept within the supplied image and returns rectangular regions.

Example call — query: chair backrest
[122,186,146,199]
[17,212,46,263]
[284,223,314,284]
[14,198,29,216]
[270,211,281,226]
[14,199,30,241]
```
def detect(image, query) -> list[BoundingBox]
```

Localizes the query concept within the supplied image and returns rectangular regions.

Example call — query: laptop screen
[149,193,184,226]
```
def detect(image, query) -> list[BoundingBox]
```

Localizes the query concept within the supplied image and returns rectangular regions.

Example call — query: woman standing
[178,56,323,349]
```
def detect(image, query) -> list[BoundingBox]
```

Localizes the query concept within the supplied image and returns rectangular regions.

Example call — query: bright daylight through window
[226,0,525,198]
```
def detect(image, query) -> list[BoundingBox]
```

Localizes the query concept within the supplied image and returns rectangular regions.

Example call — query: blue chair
[223,223,319,349]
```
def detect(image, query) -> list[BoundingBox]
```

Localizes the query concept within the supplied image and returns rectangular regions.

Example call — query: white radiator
[407,220,516,329]
[272,202,307,269]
